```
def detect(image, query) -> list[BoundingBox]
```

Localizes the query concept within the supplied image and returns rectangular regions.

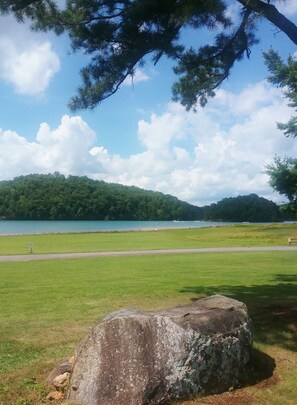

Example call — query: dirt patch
[255,372,279,389]
[174,388,254,405]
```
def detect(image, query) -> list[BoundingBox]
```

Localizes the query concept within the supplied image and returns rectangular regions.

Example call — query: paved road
[0,246,296,262]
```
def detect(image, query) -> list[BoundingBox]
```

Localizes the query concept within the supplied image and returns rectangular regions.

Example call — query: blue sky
[0,1,297,206]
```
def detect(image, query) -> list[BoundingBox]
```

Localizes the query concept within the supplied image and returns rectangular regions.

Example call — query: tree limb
[237,0,297,45]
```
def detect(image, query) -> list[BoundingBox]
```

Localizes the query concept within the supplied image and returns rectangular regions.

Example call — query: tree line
[0,173,202,221]
[0,174,292,222]
[203,193,288,223]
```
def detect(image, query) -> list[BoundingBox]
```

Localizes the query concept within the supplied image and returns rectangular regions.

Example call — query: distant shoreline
[0,220,295,237]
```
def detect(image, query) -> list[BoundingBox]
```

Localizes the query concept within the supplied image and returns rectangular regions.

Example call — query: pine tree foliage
[264,49,297,138]
[1,1,296,111]
[266,157,297,215]
[264,49,297,214]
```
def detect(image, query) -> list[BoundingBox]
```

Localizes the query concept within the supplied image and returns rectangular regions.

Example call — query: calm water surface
[0,220,237,235]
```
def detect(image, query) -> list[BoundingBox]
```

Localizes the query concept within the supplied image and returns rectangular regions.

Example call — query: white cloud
[93,81,297,205]
[0,16,60,95]
[215,81,280,115]
[225,2,241,24]
[138,111,185,151]
[1,81,297,206]
[123,68,149,86]
[278,1,297,16]
[0,115,99,179]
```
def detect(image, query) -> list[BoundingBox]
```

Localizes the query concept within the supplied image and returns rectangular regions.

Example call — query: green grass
[0,223,296,255]
[0,225,297,404]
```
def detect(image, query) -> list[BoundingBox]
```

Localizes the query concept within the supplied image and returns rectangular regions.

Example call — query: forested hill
[0,173,202,220]
[203,194,285,222]
[0,174,289,222]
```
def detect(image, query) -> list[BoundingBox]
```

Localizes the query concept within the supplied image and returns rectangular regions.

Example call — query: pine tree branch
[237,0,297,45]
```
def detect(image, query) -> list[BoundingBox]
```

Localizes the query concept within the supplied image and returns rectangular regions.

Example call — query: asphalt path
[0,246,297,262]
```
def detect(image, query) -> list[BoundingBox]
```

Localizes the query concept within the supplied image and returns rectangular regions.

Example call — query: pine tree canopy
[1,1,297,111]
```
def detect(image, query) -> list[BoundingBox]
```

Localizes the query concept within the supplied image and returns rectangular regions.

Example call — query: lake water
[0,220,238,235]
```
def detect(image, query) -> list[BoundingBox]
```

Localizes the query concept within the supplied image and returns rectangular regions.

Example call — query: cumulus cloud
[0,16,60,95]
[1,81,297,206]
[123,68,150,86]
[278,1,297,16]
[0,115,99,179]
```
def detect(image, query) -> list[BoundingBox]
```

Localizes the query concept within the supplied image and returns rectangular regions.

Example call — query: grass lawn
[0,224,296,404]
[0,223,296,255]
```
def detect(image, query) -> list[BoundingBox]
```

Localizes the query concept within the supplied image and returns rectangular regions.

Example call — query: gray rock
[68,295,253,405]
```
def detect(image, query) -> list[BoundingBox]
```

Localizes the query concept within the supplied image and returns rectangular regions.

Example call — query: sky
[0,1,297,207]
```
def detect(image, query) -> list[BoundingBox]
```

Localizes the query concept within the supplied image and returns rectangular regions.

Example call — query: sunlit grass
[0,223,296,255]
[0,225,296,404]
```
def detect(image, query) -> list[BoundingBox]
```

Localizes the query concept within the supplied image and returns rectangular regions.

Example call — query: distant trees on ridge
[0,174,292,222]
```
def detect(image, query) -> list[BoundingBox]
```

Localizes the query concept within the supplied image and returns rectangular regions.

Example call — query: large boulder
[68,295,253,405]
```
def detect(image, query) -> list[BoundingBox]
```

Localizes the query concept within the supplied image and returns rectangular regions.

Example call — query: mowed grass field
[0,223,296,404]
[0,223,296,255]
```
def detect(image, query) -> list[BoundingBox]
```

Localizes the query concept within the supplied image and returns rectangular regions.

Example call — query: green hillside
[0,173,202,220]
[0,174,291,222]
[203,194,285,222]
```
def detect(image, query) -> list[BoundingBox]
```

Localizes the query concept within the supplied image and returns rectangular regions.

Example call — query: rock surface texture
[68,295,253,405]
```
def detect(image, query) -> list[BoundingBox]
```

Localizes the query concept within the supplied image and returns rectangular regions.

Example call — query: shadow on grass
[180,278,297,352]
[274,274,297,282]
[249,348,276,386]
[180,275,297,391]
